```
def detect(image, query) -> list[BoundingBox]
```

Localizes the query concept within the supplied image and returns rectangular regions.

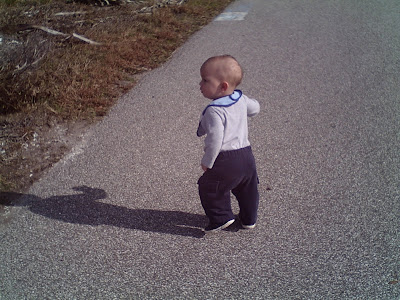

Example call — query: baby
[197,55,260,232]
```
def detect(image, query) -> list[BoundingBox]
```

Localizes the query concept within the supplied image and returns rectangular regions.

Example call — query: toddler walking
[197,55,260,232]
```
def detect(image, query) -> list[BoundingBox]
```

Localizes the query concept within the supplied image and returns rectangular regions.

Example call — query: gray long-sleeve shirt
[197,91,260,168]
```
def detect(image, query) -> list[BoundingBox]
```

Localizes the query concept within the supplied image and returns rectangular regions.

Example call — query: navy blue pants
[198,146,259,226]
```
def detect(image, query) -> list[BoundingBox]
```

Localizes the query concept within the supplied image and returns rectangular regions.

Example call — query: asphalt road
[1,0,399,299]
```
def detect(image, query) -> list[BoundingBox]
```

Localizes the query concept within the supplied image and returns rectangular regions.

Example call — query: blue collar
[202,90,242,115]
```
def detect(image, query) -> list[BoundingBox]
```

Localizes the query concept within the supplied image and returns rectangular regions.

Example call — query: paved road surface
[1,0,399,299]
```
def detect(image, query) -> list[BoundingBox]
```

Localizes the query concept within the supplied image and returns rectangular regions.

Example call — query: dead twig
[30,25,69,36]
[15,61,28,72]
[22,25,102,45]
[32,53,47,66]
[54,11,88,16]
[72,33,102,45]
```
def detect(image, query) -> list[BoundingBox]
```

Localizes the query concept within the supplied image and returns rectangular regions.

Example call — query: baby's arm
[246,96,260,117]
[197,118,206,137]
[201,110,224,169]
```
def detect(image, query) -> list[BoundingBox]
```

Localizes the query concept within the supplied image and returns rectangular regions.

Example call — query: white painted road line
[214,11,248,21]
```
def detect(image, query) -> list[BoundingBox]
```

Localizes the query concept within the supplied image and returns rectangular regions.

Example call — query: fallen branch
[24,25,102,45]
[54,11,87,16]
[30,25,69,36]
[72,33,102,45]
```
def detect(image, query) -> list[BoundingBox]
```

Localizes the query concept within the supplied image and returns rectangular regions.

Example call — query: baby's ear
[221,81,229,91]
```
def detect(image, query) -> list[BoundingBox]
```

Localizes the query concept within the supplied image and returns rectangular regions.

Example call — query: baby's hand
[201,164,208,172]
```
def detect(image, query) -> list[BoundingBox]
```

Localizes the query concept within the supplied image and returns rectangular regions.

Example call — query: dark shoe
[204,219,235,232]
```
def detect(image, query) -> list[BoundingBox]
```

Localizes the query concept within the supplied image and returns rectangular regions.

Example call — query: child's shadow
[0,186,205,238]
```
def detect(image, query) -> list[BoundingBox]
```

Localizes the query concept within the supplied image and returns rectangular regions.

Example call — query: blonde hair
[201,55,243,88]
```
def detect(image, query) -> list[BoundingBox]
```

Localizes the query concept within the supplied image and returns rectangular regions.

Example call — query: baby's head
[199,55,243,99]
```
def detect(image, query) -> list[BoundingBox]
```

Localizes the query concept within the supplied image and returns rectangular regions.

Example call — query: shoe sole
[242,224,256,229]
[204,219,235,232]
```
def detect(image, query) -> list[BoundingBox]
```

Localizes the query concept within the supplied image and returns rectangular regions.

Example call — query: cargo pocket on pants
[198,177,219,200]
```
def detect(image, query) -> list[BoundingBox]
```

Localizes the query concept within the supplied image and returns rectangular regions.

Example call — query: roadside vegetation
[0,0,234,192]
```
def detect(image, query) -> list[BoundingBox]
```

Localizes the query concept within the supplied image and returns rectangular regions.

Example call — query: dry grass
[0,0,234,191]
[1,0,233,117]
